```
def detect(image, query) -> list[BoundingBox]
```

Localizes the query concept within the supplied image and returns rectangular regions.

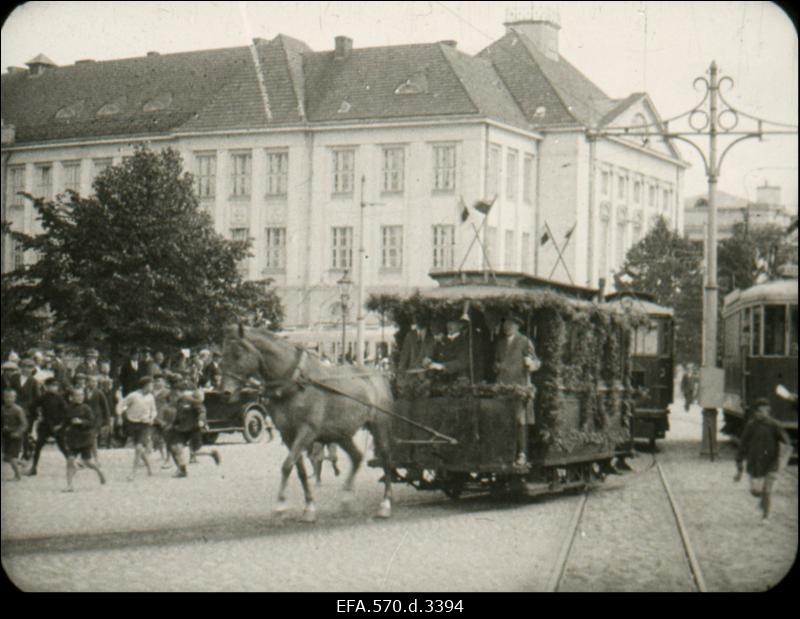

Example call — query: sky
[2,1,798,209]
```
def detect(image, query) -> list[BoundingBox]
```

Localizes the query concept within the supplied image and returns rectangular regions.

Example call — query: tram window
[763,305,786,356]
[742,308,751,353]
[790,305,798,357]
[752,306,762,356]
[659,321,672,355]
[724,312,739,357]
[634,323,660,356]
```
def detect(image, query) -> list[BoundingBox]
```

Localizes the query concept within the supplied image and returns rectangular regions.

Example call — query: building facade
[2,10,685,354]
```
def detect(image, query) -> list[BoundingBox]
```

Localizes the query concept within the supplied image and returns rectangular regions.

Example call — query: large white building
[1,10,686,357]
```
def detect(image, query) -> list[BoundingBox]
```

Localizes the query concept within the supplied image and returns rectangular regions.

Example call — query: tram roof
[427,270,600,301]
[723,278,798,315]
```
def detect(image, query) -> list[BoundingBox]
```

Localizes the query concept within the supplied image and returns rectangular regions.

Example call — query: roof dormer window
[394,70,429,95]
[97,98,125,117]
[55,100,85,120]
[142,92,173,112]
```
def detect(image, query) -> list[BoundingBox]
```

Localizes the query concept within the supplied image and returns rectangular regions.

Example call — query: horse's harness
[225,343,458,445]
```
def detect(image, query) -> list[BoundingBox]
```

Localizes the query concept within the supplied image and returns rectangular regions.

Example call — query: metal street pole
[356,174,366,365]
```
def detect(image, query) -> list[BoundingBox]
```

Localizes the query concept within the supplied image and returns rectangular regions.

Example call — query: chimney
[252,37,268,46]
[334,36,353,60]
[756,182,781,206]
[504,6,560,61]
[147,51,160,57]
[25,53,57,76]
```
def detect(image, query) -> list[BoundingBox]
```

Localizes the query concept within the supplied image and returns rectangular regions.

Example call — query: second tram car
[605,292,675,449]
[721,275,798,449]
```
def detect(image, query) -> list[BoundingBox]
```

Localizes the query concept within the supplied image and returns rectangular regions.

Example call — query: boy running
[167,379,220,478]
[63,388,106,491]
[116,376,157,481]
[734,397,791,519]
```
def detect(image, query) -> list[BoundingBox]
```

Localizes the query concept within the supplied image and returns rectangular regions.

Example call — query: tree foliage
[4,146,283,358]
[614,216,704,364]
[718,222,798,295]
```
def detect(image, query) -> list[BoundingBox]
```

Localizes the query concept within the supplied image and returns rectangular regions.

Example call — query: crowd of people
[1,344,224,490]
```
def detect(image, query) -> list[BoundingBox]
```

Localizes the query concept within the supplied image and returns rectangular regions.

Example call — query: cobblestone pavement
[1,410,796,592]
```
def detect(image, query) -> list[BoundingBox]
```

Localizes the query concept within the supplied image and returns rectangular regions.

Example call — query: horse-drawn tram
[367,271,649,499]
[605,292,675,449]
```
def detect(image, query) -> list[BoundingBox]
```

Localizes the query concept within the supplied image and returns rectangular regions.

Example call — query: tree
[718,222,798,295]
[4,146,283,360]
[614,216,704,364]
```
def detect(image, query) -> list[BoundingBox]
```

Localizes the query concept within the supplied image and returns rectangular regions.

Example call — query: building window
[521,232,531,272]
[7,166,25,208]
[486,144,501,198]
[633,181,641,204]
[195,153,216,199]
[618,175,626,200]
[266,151,289,197]
[633,224,642,244]
[504,230,515,270]
[231,152,252,198]
[333,149,355,194]
[506,149,518,201]
[34,164,53,199]
[381,147,404,194]
[432,224,455,270]
[616,221,627,267]
[381,225,403,270]
[93,158,112,179]
[600,217,610,281]
[523,154,535,204]
[648,185,656,207]
[264,227,286,271]
[433,144,456,192]
[331,226,353,269]
[62,162,81,194]
[601,170,610,196]
[230,228,250,277]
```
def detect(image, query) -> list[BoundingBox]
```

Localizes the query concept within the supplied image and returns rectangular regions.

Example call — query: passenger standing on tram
[397,320,435,372]
[493,315,540,466]
[427,318,471,381]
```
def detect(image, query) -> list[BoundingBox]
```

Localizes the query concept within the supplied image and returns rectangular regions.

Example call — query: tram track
[549,453,707,592]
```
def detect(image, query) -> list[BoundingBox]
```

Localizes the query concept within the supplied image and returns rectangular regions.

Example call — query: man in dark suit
[397,322,436,373]
[51,345,72,393]
[494,315,540,466]
[13,358,42,460]
[119,349,149,397]
[428,318,471,382]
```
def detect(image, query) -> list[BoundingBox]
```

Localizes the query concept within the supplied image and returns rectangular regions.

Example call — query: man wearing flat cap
[734,397,791,519]
[73,348,100,381]
[494,315,541,466]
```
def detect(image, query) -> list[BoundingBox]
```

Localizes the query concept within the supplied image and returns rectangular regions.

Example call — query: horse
[221,324,395,522]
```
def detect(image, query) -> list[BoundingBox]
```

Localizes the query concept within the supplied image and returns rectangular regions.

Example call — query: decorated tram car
[721,275,798,449]
[367,271,648,498]
[605,292,675,449]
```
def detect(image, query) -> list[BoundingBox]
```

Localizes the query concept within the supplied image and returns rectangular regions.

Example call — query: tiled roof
[480,30,621,127]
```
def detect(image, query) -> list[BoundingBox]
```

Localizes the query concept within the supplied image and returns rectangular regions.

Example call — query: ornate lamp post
[589,61,797,460]
[337,269,353,363]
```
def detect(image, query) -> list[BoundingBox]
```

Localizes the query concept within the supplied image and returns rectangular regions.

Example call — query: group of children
[1,371,221,491]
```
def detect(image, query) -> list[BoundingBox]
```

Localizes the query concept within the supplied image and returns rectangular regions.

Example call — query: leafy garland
[393,374,535,401]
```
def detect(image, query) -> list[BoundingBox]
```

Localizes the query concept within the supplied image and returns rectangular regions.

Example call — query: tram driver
[494,315,540,466]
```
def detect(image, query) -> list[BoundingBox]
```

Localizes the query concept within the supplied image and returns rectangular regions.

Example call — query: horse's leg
[371,420,394,519]
[295,457,317,523]
[275,424,315,515]
[336,436,363,511]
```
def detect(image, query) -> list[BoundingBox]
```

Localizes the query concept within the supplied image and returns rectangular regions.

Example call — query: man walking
[734,397,791,519]
[85,375,111,459]
[2,388,29,481]
[493,315,540,466]
[116,376,158,481]
[13,358,42,460]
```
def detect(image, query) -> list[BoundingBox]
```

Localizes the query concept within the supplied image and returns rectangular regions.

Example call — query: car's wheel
[242,409,266,443]
[202,432,219,445]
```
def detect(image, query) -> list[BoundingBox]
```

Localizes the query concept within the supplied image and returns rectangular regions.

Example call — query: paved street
[1,409,796,592]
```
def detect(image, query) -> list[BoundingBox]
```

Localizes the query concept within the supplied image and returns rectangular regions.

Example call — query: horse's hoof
[376,499,392,519]
[300,505,317,523]
[273,500,289,515]
[340,491,355,512]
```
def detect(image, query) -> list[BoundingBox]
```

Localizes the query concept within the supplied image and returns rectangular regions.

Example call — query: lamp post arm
[717,133,763,172]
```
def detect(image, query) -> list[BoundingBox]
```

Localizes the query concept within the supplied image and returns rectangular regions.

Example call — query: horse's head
[221,324,296,402]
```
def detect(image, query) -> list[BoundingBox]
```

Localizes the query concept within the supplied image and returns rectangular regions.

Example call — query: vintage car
[201,387,273,444]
